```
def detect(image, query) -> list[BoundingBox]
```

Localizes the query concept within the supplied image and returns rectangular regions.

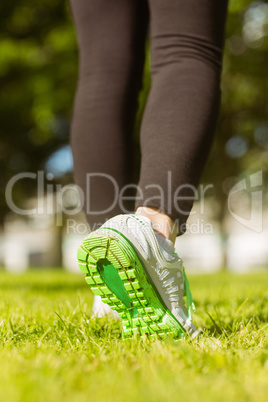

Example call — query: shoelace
[183,266,196,321]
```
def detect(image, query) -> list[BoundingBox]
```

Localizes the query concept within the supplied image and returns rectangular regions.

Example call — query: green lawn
[0,270,267,402]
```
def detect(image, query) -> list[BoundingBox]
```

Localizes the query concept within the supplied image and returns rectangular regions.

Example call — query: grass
[0,270,267,402]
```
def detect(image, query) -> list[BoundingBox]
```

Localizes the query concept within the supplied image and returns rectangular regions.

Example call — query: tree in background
[205,0,268,264]
[0,0,77,222]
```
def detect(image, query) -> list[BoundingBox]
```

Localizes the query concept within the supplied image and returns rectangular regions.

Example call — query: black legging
[69,0,228,234]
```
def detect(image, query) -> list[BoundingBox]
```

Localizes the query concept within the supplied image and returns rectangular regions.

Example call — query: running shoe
[77,214,198,339]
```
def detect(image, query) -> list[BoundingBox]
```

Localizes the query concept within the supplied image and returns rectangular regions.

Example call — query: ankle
[135,207,178,244]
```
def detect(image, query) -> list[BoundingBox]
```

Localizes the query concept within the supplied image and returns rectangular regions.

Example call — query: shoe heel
[77,231,185,339]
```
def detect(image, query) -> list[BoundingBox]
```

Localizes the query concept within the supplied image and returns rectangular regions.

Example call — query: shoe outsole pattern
[77,229,186,339]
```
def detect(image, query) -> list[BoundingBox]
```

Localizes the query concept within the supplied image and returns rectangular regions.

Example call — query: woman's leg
[70,0,149,230]
[135,0,229,235]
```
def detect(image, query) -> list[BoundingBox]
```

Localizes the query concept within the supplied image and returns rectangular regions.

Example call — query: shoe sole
[77,228,186,339]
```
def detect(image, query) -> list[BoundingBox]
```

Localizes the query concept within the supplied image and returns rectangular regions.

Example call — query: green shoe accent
[77,229,186,339]
[97,258,139,322]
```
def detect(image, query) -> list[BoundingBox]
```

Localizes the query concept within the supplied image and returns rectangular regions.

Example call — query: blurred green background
[0,0,268,271]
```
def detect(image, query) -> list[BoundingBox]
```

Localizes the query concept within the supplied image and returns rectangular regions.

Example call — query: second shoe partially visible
[77,214,198,339]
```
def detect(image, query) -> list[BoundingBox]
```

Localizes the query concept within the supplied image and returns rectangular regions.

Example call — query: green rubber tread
[77,231,186,339]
